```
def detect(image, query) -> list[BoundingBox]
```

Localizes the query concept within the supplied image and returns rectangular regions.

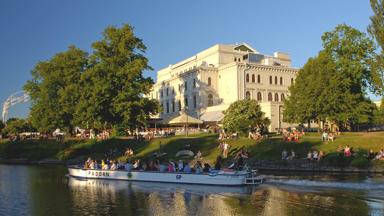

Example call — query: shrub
[350,157,370,169]
[322,152,353,167]
[111,125,126,137]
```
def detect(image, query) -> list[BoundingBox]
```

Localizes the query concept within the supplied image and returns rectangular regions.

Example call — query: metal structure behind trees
[2,91,30,122]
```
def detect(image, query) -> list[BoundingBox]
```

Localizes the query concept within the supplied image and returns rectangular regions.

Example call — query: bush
[350,157,370,169]
[322,152,353,167]
[111,125,126,137]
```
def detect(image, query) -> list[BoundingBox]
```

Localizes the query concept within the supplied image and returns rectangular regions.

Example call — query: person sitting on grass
[307,151,312,161]
[287,149,295,160]
[281,149,288,160]
[375,149,384,160]
[344,146,352,157]
[312,151,319,161]
[318,151,325,161]
[328,133,335,142]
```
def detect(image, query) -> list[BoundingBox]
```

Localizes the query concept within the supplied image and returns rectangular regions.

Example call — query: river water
[1,165,384,216]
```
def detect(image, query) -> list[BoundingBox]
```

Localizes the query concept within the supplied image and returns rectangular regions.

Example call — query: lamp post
[185,106,189,136]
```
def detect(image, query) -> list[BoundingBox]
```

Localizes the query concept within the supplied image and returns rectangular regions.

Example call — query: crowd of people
[281,149,296,160]
[83,157,221,174]
[281,128,304,142]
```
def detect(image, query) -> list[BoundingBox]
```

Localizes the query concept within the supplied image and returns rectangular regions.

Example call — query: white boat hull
[68,167,258,186]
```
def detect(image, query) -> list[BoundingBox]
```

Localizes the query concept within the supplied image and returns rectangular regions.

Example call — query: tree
[222,100,270,134]
[74,24,160,129]
[24,46,88,132]
[368,0,384,94]
[284,24,379,130]
[2,118,35,135]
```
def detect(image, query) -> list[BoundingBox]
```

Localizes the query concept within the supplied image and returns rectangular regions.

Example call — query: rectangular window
[193,79,196,88]
[184,96,188,108]
[178,100,181,111]
[172,100,175,112]
[193,95,197,108]
[184,81,188,91]
[166,101,169,113]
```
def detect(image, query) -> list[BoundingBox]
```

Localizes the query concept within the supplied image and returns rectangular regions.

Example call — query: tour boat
[67,166,263,186]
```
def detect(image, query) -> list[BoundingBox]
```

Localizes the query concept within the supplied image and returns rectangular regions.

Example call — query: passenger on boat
[194,161,203,174]
[153,160,160,171]
[203,163,211,172]
[125,160,133,171]
[178,160,184,172]
[168,160,175,172]
[159,161,167,172]
[110,161,117,170]
[183,162,191,173]
[89,160,95,169]
[214,156,222,170]
[102,160,109,170]
[133,159,140,169]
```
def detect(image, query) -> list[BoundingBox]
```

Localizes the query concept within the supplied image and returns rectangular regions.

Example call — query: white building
[149,43,299,132]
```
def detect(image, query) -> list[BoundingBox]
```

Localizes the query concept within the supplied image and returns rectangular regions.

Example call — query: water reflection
[1,165,384,216]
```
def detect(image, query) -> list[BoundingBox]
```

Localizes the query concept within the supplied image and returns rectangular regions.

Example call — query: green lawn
[0,132,384,167]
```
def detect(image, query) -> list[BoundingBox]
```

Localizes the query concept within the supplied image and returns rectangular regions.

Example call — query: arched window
[257,75,261,83]
[208,94,213,107]
[280,77,283,85]
[275,93,279,102]
[245,91,251,100]
[234,57,237,62]
[281,93,285,101]
[252,74,255,83]
[269,76,272,84]
[291,78,294,85]
[268,93,272,101]
[275,76,278,85]
[257,92,262,101]
[208,77,211,86]
[246,74,249,82]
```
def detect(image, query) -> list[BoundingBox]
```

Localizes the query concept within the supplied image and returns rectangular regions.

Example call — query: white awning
[200,111,224,122]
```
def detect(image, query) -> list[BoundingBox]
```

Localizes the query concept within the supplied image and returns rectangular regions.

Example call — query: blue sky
[0,0,379,119]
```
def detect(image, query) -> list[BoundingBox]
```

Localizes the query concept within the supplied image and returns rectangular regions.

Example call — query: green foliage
[350,157,370,169]
[368,0,384,94]
[321,152,353,168]
[284,24,379,129]
[222,99,269,134]
[2,118,35,136]
[24,24,160,132]
[73,24,160,129]
[24,46,88,132]
[111,124,127,137]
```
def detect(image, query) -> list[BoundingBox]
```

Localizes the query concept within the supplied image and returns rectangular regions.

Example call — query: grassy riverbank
[0,132,384,170]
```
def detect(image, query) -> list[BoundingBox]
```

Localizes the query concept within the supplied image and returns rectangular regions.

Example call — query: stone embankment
[252,159,384,173]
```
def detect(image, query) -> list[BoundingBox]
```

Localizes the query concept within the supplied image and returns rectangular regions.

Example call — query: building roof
[200,110,225,122]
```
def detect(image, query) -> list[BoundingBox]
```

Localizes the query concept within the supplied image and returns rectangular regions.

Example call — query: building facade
[149,43,299,132]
